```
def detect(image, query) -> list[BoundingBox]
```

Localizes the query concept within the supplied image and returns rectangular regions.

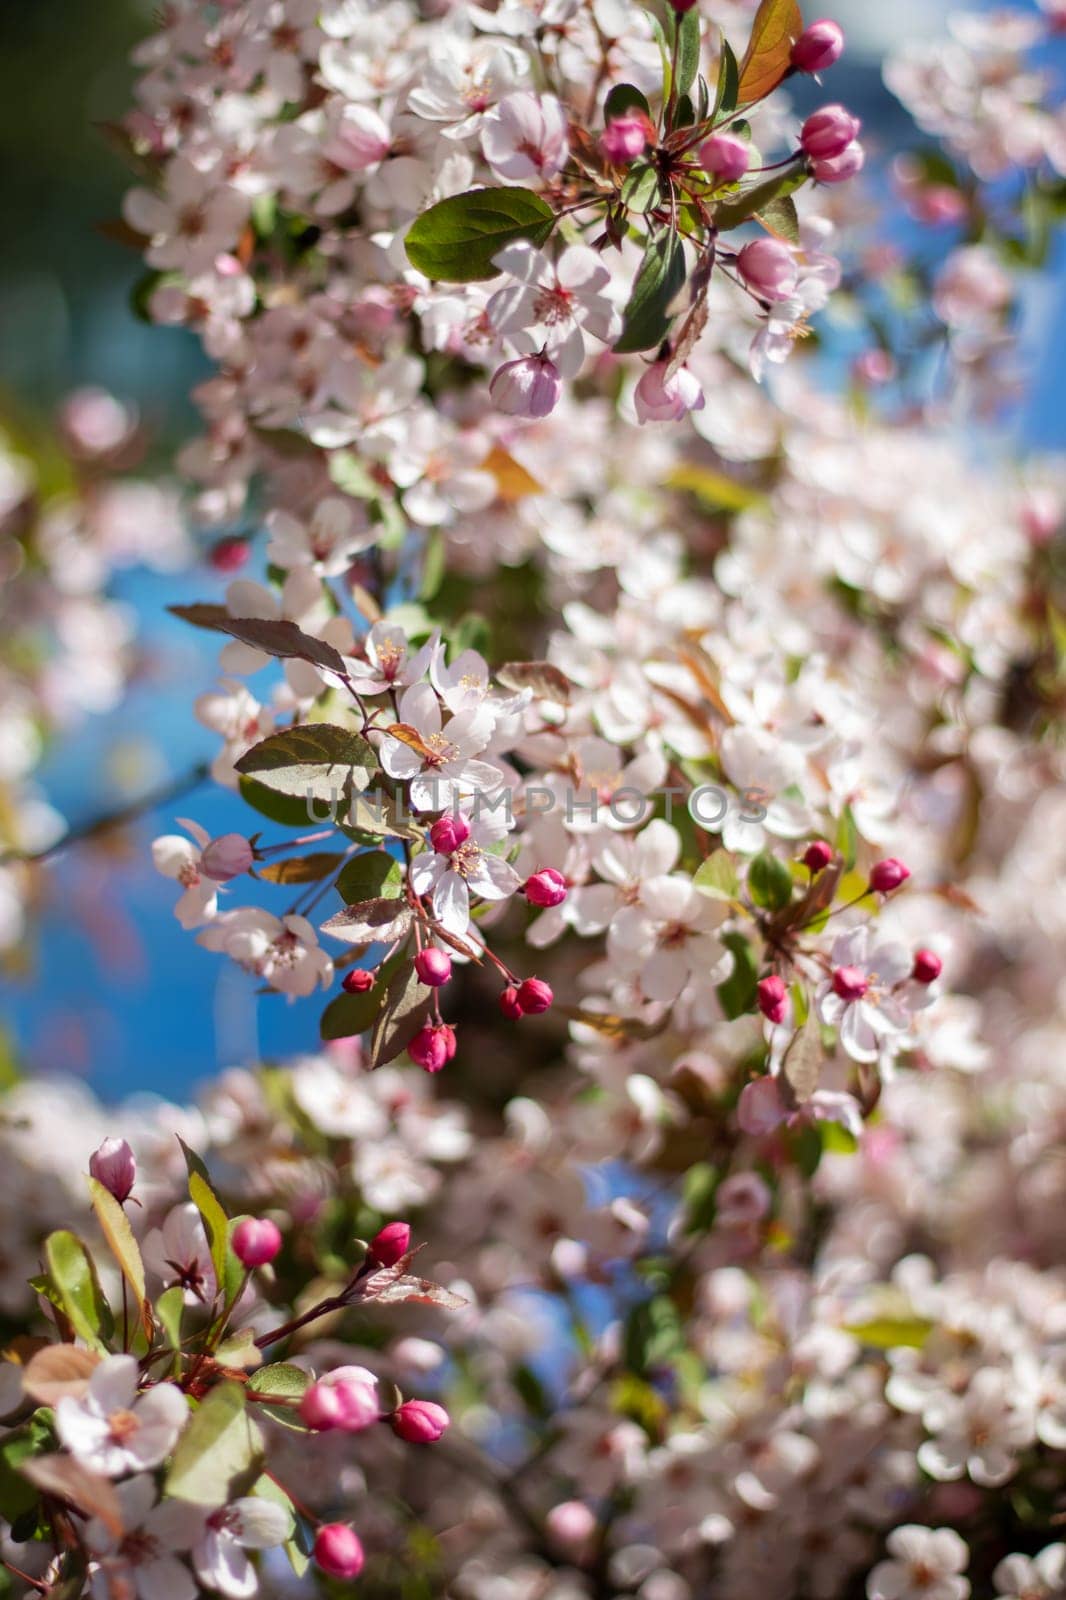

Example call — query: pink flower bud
[489,354,563,420]
[390,1399,450,1442]
[301,1367,380,1432]
[803,840,833,873]
[801,105,861,160]
[601,112,651,165]
[524,868,568,908]
[343,967,376,993]
[698,132,750,184]
[790,18,845,72]
[369,1220,411,1267]
[89,1138,136,1204]
[232,1216,282,1267]
[869,857,910,893]
[736,238,798,302]
[912,948,942,984]
[430,813,471,855]
[633,361,706,424]
[499,985,524,1020]
[852,349,896,387]
[669,0,699,9]
[200,833,254,882]
[209,537,250,573]
[832,965,869,1002]
[756,974,788,1024]
[313,1524,365,1579]
[810,140,864,184]
[546,1501,598,1553]
[516,977,553,1015]
[408,1023,457,1073]
[415,948,452,987]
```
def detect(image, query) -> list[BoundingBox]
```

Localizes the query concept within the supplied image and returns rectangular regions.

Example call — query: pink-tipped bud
[408,1023,457,1073]
[301,1366,380,1433]
[232,1216,282,1268]
[89,1138,136,1204]
[415,948,452,987]
[633,360,706,424]
[756,974,788,1024]
[912,949,942,984]
[698,132,750,184]
[546,1500,598,1554]
[343,967,376,993]
[390,1399,450,1443]
[429,813,471,855]
[790,18,845,72]
[209,537,251,573]
[313,1524,365,1579]
[200,833,254,882]
[736,238,798,303]
[810,140,864,184]
[524,868,568,908]
[803,840,833,873]
[801,105,861,160]
[489,354,562,420]
[499,985,524,1020]
[600,112,651,165]
[369,1220,411,1267]
[516,977,553,1015]
[832,965,869,1002]
[669,0,699,10]
[869,857,911,894]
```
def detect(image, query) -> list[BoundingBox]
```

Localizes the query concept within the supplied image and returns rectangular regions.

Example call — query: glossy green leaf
[614,231,686,354]
[693,848,739,901]
[748,851,793,911]
[42,1233,112,1352]
[166,1382,263,1506]
[335,850,402,906]
[235,725,374,803]
[716,932,759,1020]
[405,187,555,282]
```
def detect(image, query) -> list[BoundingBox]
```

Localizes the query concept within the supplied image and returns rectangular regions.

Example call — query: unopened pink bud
[669,0,699,9]
[810,141,864,183]
[390,1399,450,1443]
[790,18,845,72]
[499,985,524,1020]
[601,112,650,165]
[516,977,553,1015]
[209,537,250,573]
[869,857,910,893]
[301,1366,380,1432]
[736,238,798,302]
[832,965,869,1002]
[801,105,861,160]
[200,833,254,882]
[912,948,942,984]
[343,967,376,993]
[546,1500,598,1552]
[756,975,788,1024]
[408,1023,457,1073]
[89,1138,136,1204]
[415,948,452,987]
[369,1220,411,1267]
[634,360,706,424]
[232,1216,282,1267]
[524,868,568,908]
[429,813,471,855]
[698,132,750,184]
[313,1524,365,1579]
[489,354,562,420]
[852,349,896,386]
[803,840,833,873]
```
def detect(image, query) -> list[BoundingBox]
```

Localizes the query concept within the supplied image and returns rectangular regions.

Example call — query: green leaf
[250,1473,297,1546]
[604,83,651,122]
[716,932,758,1020]
[405,187,555,282]
[624,1295,684,1375]
[42,1233,112,1352]
[666,463,766,512]
[238,776,324,829]
[712,161,806,232]
[166,1383,263,1506]
[748,851,792,911]
[844,1317,934,1351]
[761,194,800,244]
[178,1141,243,1308]
[328,451,380,500]
[682,1162,719,1233]
[155,1286,185,1351]
[335,850,402,906]
[620,162,660,215]
[675,5,702,99]
[693,848,739,901]
[736,0,802,105]
[419,530,446,602]
[835,804,858,871]
[235,724,374,804]
[247,1364,313,1432]
[714,38,740,117]
[168,606,349,681]
[613,231,686,354]
[320,981,385,1042]
[87,1177,147,1326]
[372,964,435,1069]
[0,1423,47,1523]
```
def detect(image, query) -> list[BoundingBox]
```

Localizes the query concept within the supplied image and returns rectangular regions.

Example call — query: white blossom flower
[56,1356,187,1478]
[867,1526,970,1600]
